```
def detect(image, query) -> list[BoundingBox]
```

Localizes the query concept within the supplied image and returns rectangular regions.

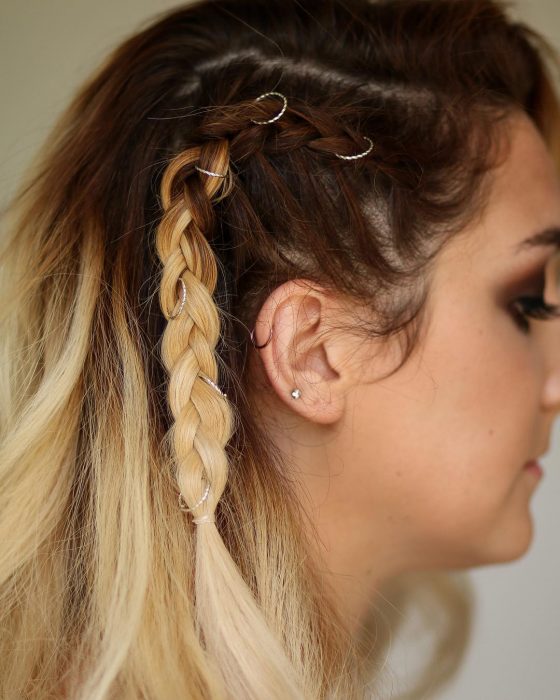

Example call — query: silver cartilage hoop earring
[333,135,374,161]
[250,326,273,349]
[291,388,301,400]
[250,91,288,125]
[168,277,187,319]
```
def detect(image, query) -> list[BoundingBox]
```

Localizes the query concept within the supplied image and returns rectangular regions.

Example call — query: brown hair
[1,1,559,698]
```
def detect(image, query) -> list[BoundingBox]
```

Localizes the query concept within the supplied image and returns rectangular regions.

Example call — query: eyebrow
[514,226,560,254]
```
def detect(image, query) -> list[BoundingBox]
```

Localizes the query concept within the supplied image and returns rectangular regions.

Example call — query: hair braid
[155,133,307,699]
[157,137,234,522]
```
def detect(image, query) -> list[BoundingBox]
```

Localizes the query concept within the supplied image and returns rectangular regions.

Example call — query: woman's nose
[540,319,560,414]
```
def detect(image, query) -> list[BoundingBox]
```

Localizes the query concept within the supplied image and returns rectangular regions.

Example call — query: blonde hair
[1,0,559,698]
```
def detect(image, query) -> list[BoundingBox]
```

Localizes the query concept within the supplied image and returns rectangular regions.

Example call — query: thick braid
[156,138,233,525]
[155,133,307,698]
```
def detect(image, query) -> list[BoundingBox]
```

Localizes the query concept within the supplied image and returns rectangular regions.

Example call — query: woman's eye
[510,295,560,332]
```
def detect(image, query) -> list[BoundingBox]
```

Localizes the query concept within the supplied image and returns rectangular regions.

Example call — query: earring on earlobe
[291,388,301,399]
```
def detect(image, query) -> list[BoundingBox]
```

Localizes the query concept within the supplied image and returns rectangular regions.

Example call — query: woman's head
[252,109,560,633]
[2,1,560,698]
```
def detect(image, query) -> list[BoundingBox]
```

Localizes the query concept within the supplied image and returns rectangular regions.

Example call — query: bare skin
[248,111,560,636]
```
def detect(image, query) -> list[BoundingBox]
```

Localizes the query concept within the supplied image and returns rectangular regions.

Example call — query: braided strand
[155,133,306,698]
[156,139,233,525]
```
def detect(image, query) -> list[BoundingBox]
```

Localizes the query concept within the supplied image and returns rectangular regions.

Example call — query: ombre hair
[1,1,559,698]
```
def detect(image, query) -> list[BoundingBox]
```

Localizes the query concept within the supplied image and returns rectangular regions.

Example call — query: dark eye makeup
[510,251,560,332]
[508,249,560,333]
[511,295,560,333]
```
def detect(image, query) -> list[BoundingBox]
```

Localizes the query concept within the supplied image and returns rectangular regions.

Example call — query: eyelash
[511,295,560,332]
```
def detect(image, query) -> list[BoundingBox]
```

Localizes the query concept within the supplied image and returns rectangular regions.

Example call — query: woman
[1,0,559,698]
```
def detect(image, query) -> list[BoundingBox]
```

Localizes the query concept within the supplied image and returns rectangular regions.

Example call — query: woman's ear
[251,279,366,425]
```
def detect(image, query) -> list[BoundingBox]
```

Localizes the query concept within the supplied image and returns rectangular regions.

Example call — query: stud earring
[290,388,301,399]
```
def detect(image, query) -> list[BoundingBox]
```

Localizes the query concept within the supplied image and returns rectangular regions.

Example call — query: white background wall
[1,2,559,698]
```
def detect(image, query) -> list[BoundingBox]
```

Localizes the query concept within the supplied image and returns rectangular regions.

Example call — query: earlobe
[251,279,350,425]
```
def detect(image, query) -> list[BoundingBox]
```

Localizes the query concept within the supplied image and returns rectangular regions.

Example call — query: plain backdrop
[1,1,559,698]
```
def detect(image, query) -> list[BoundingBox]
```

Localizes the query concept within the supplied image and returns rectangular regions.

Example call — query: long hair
[1,1,559,698]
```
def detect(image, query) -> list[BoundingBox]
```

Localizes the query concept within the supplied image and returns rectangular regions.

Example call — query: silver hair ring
[178,481,211,513]
[199,371,228,398]
[250,91,288,125]
[333,135,374,160]
[168,277,187,319]
[194,164,228,178]
[250,326,273,349]
[178,483,216,526]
